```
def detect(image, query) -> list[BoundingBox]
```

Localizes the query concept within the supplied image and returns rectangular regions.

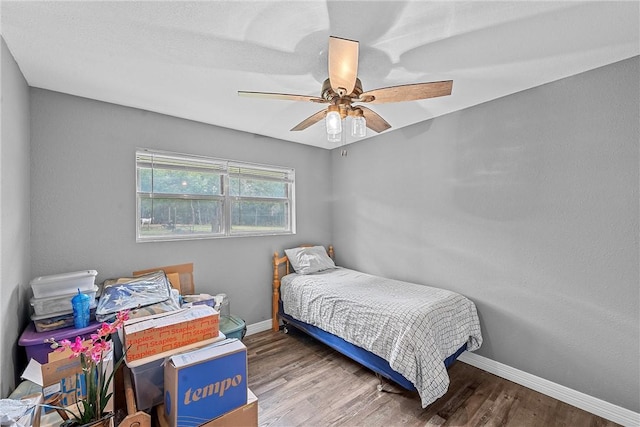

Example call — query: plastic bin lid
[30,285,99,304]
[29,270,98,286]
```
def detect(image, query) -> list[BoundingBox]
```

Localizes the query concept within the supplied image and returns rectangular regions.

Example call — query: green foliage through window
[136,149,295,241]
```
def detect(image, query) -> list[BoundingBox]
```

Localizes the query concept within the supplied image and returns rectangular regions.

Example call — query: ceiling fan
[238,36,453,141]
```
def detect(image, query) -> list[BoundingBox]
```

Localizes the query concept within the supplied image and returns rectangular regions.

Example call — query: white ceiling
[2,1,638,149]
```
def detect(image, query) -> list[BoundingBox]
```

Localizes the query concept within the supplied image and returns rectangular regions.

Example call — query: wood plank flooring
[245,329,619,427]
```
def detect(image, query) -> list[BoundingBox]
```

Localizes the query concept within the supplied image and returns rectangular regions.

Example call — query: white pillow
[285,246,336,275]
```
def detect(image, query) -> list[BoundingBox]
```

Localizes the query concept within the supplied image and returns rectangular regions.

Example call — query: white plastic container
[30,301,98,332]
[30,270,97,298]
[30,286,99,316]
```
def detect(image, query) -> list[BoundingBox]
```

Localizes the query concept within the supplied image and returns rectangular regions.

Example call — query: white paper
[20,359,44,386]
[42,383,60,396]
[169,338,244,368]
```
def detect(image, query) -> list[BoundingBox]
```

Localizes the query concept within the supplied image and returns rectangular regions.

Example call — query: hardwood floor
[245,329,619,427]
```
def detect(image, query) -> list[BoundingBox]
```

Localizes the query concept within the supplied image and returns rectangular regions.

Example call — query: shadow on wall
[450,108,542,221]
[398,114,434,140]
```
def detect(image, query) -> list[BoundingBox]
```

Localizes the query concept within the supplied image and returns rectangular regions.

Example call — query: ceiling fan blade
[360,80,453,104]
[328,36,359,96]
[291,109,326,131]
[359,106,391,133]
[238,91,326,103]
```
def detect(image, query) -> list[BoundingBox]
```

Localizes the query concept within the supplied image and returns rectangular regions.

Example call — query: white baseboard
[246,319,272,336]
[458,352,640,427]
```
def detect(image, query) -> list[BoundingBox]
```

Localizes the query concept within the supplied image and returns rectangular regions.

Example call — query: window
[136,149,295,242]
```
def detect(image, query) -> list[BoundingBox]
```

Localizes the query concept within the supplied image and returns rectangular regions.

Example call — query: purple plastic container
[18,320,102,363]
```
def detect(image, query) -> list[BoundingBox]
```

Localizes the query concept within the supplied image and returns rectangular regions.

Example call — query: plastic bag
[0,395,40,427]
[96,270,176,321]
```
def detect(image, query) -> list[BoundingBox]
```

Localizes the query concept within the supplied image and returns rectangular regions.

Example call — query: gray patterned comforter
[281,267,482,407]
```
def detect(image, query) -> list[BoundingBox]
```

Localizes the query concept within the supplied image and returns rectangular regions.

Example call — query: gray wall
[29,89,332,327]
[0,38,31,395]
[330,57,639,412]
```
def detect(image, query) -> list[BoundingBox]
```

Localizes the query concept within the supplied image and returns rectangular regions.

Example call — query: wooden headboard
[272,245,334,331]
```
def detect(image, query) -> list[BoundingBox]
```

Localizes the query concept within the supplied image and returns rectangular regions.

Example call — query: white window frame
[136,149,295,242]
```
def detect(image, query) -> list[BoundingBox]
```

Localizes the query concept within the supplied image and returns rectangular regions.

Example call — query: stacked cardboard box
[123,305,220,362]
[123,305,223,411]
[123,305,257,426]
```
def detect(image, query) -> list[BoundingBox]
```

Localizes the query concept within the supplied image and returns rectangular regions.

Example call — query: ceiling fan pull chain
[340,119,348,157]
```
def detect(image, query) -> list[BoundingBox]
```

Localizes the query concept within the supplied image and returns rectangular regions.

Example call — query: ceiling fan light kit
[326,105,342,135]
[238,36,453,143]
[350,108,366,138]
[325,101,367,141]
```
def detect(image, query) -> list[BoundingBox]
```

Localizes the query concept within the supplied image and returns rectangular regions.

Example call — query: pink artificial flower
[89,339,111,363]
[95,338,110,350]
[54,339,72,353]
[96,322,114,337]
[69,336,87,357]
[116,310,130,324]
[43,310,129,425]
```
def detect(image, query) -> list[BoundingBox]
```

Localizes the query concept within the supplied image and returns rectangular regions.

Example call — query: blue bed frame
[279,305,467,391]
[272,246,467,392]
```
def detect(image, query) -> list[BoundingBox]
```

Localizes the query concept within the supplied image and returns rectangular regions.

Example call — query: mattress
[281,267,482,407]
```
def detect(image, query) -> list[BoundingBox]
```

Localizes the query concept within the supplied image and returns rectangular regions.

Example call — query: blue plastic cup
[71,288,90,329]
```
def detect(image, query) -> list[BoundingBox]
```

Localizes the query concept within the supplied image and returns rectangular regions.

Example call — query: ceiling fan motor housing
[321,78,363,102]
[322,78,365,118]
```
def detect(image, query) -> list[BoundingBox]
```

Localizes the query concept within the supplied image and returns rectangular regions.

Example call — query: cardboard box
[123,305,219,362]
[21,345,113,414]
[164,339,247,427]
[158,389,257,427]
[201,389,258,427]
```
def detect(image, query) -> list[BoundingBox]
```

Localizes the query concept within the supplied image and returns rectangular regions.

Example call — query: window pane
[230,200,289,234]
[139,198,223,238]
[138,167,152,193]
[229,177,287,198]
[154,169,222,196]
[137,149,294,241]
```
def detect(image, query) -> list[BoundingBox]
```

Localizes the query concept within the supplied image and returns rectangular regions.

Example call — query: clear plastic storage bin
[30,270,97,298]
[130,358,165,411]
[220,315,246,340]
[30,286,98,316]
[30,302,97,332]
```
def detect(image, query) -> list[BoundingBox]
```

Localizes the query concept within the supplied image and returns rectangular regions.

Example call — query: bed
[272,245,483,408]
